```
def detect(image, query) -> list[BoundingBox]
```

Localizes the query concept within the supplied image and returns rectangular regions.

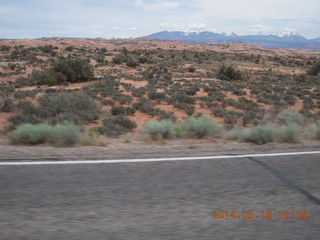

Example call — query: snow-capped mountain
[144,31,320,50]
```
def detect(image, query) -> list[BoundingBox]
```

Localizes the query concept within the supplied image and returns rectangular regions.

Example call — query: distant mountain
[144,31,320,50]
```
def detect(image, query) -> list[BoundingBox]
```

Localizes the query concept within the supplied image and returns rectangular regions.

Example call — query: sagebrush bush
[277,124,300,143]
[278,109,305,126]
[180,116,223,138]
[50,124,81,145]
[9,123,80,145]
[38,91,100,124]
[242,125,275,144]
[225,126,244,141]
[143,119,175,139]
[304,124,320,140]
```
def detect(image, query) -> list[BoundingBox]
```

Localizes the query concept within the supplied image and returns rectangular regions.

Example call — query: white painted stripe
[0,151,320,166]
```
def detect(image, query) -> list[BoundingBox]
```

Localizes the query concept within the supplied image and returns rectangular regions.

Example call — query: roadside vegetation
[0,39,320,146]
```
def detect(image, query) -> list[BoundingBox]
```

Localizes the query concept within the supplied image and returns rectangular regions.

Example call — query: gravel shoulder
[1,136,320,161]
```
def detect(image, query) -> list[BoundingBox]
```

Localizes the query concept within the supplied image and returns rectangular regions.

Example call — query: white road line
[0,151,320,166]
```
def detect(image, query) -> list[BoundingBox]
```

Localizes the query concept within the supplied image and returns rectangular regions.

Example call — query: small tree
[216,65,244,81]
[53,57,94,83]
[308,61,320,76]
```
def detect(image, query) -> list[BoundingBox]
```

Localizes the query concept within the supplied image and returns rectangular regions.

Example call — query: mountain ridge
[145,31,320,50]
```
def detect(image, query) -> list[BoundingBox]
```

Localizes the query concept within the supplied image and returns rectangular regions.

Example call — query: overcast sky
[1,0,319,39]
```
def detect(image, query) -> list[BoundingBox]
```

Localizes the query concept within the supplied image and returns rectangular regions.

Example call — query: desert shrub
[242,111,256,126]
[65,46,74,51]
[304,124,320,140]
[98,115,137,137]
[212,106,225,118]
[133,100,162,116]
[112,54,127,64]
[232,89,246,96]
[102,99,116,106]
[180,116,223,138]
[112,93,132,104]
[9,123,52,144]
[187,66,196,72]
[0,98,14,112]
[308,61,320,75]
[277,124,300,143]
[143,65,172,82]
[132,87,147,97]
[225,125,244,141]
[143,119,175,139]
[13,89,41,99]
[216,65,244,81]
[185,87,198,96]
[111,106,136,115]
[9,123,80,145]
[17,69,67,86]
[148,91,165,101]
[242,125,275,144]
[169,92,195,104]
[52,57,94,83]
[37,45,57,54]
[111,106,126,115]
[37,91,100,124]
[16,56,94,86]
[126,56,139,68]
[277,109,305,126]
[125,107,136,115]
[223,111,239,125]
[283,94,297,105]
[158,111,177,122]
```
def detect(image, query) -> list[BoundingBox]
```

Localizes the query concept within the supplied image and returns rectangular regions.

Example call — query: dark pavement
[0,153,319,239]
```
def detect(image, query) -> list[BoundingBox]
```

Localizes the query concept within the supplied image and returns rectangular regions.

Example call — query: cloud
[190,0,320,20]
[88,25,105,29]
[134,0,180,11]
[188,23,207,30]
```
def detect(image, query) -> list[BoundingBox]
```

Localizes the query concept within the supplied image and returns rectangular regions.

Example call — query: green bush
[242,125,275,144]
[112,93,133,104]
[98,115,137,137]
[53,57,94,83]
[37,91,100,124]
[9,123,80,145]
[216,65,244,81]
[180,116,223,138]
[143,119,175,139]
[148,91,165,101]
[111,106,126,115]
[15,56,94,86]
[277,124,300,143]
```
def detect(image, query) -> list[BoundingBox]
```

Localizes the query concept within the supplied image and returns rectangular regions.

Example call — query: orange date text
[211,210,309,220]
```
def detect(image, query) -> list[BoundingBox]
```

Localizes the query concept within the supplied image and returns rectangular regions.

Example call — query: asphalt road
[1,153,320,240]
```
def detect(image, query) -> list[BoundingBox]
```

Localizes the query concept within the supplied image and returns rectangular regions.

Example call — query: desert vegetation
[0,38,319,146]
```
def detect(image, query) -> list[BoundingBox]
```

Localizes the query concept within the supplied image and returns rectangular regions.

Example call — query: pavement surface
[0,152,320,239]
